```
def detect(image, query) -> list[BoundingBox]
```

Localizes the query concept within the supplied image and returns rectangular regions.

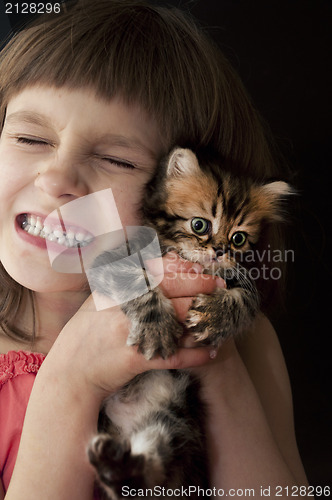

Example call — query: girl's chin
[3,261,88,294]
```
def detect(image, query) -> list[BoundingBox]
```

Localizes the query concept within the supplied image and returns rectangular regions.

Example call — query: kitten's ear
[260,181,294,199]
[254,181,296,222]
[166,148,200,177]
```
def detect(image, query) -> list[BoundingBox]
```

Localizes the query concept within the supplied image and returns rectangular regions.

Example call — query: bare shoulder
[237,313,308,485]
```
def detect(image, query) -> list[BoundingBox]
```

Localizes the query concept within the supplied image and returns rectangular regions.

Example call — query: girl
[0,1,308,498]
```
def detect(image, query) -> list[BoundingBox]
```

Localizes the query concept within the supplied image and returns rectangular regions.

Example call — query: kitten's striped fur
[88,148,292,499]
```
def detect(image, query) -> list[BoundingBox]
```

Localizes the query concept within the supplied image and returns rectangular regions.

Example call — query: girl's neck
[0,289,89,355]
[31,290,89,353]
[0,290,89,355]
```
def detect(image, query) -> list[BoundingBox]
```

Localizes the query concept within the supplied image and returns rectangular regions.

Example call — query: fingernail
[190,262,202,273]
[215,277,226,288]
[209,349,217,359]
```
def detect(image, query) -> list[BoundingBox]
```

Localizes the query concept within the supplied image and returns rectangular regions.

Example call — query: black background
[0,0,331,488]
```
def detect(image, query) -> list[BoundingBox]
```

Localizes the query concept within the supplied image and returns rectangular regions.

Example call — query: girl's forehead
[8,84,144,116]
[6,85,168,154]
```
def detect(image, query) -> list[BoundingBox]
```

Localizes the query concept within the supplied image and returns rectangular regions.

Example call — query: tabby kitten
[87,148,292,499]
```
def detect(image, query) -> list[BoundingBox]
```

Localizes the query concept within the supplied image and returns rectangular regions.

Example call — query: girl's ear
[252,181,296,222]
[166,147,201,177]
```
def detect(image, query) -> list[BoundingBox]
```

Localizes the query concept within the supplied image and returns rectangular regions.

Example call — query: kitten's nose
[213,247,224,257]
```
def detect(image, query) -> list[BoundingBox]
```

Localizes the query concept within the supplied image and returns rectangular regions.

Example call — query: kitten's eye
[231,231,247,248]
[191,217,210,235]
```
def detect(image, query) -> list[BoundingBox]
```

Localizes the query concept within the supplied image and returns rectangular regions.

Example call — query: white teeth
[57,236,66,246]
[66,230,75,240]
[21,214,93,248]
[66,239,75,248]
[75,232,85,242]
[54,229,64,238]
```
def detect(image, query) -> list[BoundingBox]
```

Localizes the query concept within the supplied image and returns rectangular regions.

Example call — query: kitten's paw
[185,292,236,346]
[127,318,183,360]
[88,434,145,499]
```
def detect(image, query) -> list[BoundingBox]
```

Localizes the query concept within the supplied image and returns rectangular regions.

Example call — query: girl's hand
[45,252,225,403]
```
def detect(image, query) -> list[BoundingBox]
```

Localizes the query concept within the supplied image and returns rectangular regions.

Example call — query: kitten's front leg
[88,238,183,360]
[123,289,183,360]
[185,269,259,345]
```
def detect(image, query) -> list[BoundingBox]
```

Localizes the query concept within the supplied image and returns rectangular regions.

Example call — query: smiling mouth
[18,214,94,248]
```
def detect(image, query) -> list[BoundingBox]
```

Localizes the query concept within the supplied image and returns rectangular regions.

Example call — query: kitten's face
[147,148,291,271]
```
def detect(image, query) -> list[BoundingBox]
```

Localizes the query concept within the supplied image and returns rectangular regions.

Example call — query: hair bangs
[0,1,227,149]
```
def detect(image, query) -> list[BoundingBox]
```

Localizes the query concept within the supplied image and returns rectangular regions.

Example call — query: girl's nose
[34,157,89,199]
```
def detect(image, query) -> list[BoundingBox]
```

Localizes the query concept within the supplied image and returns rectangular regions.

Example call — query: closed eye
[101,157,136,170]
[16,136,51,147]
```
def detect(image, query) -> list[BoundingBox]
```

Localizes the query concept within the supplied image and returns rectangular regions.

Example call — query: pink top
[0,350,101,499]
[0,351,45,492]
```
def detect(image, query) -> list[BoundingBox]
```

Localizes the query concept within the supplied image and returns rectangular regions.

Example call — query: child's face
[0,85,165,293]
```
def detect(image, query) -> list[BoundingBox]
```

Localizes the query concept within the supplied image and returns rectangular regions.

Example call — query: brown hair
[0,0,288,341]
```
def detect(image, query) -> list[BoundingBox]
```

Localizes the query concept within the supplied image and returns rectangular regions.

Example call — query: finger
[89,290,119,311]
[147,252,202,276]
[178,334,199,348]
[171,297,195,321]
[79,292,120,312]
[161,253,226,291]
[160,272,225,298]
[145,346,212,371]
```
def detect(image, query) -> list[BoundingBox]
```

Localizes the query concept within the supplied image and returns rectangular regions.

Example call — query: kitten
[87,148,292,499]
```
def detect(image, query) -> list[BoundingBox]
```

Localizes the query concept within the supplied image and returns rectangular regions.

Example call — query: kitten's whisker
[230,265,256,293]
